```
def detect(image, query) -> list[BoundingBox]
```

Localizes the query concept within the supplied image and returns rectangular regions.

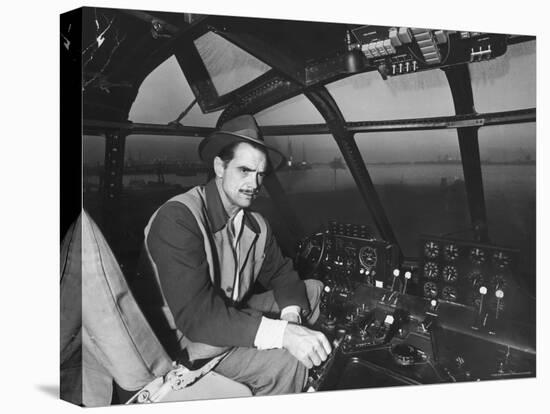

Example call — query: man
[144,114,331,396]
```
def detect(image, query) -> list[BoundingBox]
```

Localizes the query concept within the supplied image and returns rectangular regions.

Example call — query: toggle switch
[495,289,504,320]
[402,271,412,295]
[390,268,400,291]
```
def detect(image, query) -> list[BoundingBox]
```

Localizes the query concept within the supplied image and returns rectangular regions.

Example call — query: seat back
[61,210,251,407]
[62,211,174,406]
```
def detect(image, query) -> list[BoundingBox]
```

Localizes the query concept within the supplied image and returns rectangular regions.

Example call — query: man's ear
[213,156,225,178]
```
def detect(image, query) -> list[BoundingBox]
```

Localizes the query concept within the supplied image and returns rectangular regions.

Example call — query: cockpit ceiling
[79,7,535,124]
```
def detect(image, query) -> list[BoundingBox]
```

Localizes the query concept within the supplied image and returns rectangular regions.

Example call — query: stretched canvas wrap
[60,6,536,407]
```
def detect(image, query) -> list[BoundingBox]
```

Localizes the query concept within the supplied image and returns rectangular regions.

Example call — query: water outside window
[253,134,376,252]
[478,123,536,281]
[355,129,469,258]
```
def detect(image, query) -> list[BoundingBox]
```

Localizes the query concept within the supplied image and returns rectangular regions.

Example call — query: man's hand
[280,312,301,324]
[282,324,332,369]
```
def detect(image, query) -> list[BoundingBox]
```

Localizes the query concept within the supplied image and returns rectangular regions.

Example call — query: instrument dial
[423,281,438,298]
[492,251,511,268]
[443,243,459,262]
[424,241,440,259]
[358,246,377,268]
[423,262,439,279]
[469,247,486,265]
[492,274,507,289]
[468,270,484,288]
[442,265,458,283]
[441,285,458,302]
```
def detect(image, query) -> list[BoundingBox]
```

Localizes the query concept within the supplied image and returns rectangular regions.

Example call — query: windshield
[355,129,469,257]
[253,134,377,254]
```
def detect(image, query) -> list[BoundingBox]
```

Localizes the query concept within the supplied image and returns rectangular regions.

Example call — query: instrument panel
[296,222,399,289]
[350,26,507,79]
[416,236,519,317]
[296,222,534,393]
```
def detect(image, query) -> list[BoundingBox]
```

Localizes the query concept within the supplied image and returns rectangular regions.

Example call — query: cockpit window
[355,129,469,257]
[254,134,377,245]
[478,122,536,279]
[325,68,455,121]
[128,56,222,126]
[470,41,536,113]
[194,31,272,96]
[255,94,325,125]
[123,134,207,192]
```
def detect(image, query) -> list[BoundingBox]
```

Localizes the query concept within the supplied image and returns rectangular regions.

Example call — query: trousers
[213,279,323,395]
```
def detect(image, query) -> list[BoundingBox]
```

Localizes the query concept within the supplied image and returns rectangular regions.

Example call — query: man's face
[215,142,267,213]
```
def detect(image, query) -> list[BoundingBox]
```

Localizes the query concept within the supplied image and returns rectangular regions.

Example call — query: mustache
[240,189,259,196]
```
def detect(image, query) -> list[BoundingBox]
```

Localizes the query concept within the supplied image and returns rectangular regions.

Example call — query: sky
[84,24,536,166]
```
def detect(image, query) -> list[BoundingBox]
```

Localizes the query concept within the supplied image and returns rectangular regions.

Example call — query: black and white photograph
[54,1,541,411]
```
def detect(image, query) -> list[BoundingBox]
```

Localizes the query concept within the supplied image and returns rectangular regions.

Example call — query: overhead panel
[351,25,508,78]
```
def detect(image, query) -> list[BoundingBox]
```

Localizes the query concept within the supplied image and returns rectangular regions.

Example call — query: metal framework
[76,7,536,255]
[443,64,489,242]
[102,131,127,209]
[306,87,401,254]
[83,108,535,137]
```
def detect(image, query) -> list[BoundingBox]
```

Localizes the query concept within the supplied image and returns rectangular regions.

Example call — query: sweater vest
[143,186,268,359]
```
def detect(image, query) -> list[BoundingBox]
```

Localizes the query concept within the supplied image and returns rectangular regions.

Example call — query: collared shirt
[228,205,301,349]
[228,209,244,302]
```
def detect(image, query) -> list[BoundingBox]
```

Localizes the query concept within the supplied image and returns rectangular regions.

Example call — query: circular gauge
[444,243,459,262]
[492,251,511,268]
[468,270,484,288]
[423,281,438,298]
[492,274,507,289]
[441,286,458,302]
[359,246,377,268]
[423,262,440,279]
[424,241,440,259]
[442,265,459,283]
[469,247,486,265]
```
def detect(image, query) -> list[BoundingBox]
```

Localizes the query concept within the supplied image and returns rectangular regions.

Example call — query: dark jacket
[145,179,309,352]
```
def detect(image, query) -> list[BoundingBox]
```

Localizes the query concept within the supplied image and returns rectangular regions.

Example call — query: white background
[1,0,546,413]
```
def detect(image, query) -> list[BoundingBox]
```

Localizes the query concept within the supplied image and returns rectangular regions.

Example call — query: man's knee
[214,347,307,396]
[265,349,307,395]
[303,279,323,325]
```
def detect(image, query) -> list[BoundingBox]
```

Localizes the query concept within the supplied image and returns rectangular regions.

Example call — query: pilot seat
[60,210,252,406]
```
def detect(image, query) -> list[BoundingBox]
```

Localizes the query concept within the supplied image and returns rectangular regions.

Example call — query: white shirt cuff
[254,317,288,350]
[280,305,302,324]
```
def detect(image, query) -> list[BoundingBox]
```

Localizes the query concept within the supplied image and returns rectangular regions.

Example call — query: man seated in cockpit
[143,114,332,395]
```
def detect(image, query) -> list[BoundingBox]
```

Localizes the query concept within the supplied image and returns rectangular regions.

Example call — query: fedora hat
[199,115,286,171]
